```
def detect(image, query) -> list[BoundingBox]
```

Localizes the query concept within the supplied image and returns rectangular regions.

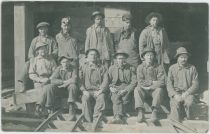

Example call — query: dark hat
[85,49,100,57]
[91,11,105,20]
[58,55,74,63]
[35,42,48,51]
[174,47,191,58]
[36,22,50,29]
[145,12,163,25]
[122,13,133,22]
[141,47,156,59]
[61,16,71,26]
[114,50,129,59]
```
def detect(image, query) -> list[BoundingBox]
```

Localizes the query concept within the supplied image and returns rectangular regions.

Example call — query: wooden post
[14,3,34,92]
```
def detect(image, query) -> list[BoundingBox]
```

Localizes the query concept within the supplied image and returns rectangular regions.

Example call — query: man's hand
[94,90,102,98]
[110,87,117,93]
[117,89,127,96]
[40,78,50,84]
[58,81,69,88]
[181,91,189,99]
[83,90,89,97]
[174,94,183,102]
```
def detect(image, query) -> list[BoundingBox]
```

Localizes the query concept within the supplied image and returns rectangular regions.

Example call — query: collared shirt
[56,32,78,59]
[80,62,108,92]
[28,35,58,59]
[137,62,165,88]
[167,63,199,97]
[50,65,77,85]
[29,56,57,83]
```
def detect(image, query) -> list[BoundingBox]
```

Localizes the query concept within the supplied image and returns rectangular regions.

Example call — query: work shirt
[85,24,114,60]
[79,62,108,92]
[109,63,137,93]
[56,32,79,59]
[28,35,58,59]
[29,56,57,83]
[167,63,199,98]
[50,65,78,86]
[137,62,165,89]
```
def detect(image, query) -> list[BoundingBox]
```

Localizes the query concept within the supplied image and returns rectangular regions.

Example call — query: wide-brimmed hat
[114,50,129,59]
[58,55,74,63]
[145,12,163,25]
[85,49,100,58]
[141,47,156,59]
[35,42,48,51]
[174,47,191,58]
[122,13,133,22]
[91,11,105,20]
[61,16,71,26]
[36,22,50,29]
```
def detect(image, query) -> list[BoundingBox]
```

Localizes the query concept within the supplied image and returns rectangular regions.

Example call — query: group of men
[19,11,199,124]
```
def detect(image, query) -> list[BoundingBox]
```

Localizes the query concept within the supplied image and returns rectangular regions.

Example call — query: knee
[155,88,163,94]
[44,84,57,92]
[82,92,91,102]
[97,93,105,101]
[67,84,77,91]
[134,87,143,96]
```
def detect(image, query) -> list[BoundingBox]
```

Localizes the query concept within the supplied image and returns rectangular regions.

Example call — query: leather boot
[69,103,76,121]
[150,109,158,123]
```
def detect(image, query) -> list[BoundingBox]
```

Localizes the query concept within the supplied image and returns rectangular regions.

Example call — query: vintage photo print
[1,0,209,133]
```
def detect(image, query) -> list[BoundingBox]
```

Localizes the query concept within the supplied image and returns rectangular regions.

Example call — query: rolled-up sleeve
[187,66,199,94]
[28,59,41,83]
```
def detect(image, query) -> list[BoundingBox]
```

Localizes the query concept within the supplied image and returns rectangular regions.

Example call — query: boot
[111,114,124,124]
[137,108,145,123]
[69,103,76,121]
[150,109,158,123]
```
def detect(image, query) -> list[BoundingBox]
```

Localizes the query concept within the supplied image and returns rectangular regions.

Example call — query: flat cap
[36,22,50,29]
[91,11,104,20]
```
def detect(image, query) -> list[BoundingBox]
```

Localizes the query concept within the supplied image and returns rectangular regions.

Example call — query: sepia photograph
[1,0,209,133]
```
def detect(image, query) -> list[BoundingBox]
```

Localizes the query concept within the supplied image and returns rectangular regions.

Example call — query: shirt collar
[39,34,49,38]
[177,63,191,70]
[142,62,156,68]
[87,62,100,68]
[94,24,102,29]
[116,62,126,69]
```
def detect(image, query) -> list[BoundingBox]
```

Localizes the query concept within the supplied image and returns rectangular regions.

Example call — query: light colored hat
[174,47,191,58]
[91,11,104,20]
[114,50,129,59]
[35,42,48,51]
[36,22,49,29]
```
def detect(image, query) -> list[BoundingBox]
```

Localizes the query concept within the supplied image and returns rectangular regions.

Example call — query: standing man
[28,42,57,116]
[85,11,114,68]
[134,48,165,123]
[109,50,137,124]
[167,47,199,122]
[19,22,58,92]
[80,49,109,122]
[49,55,78,121]
[56,17,79,66]
[114,14,140,67]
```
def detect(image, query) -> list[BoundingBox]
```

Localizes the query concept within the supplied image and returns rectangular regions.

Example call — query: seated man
[167,47,199,122]
[80,49,109,122]
[134,48,165,123]
[49,55,78,121]
[28,42,57,115]
[109,50,137,124]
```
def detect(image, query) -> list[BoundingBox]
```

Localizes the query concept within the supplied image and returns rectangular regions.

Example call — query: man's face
[60,58,71,69]
[177,54,188,66]
[38,26,48,36]
[144,52,155,64]
[87,51,98,62]
[149,17,159,28]
[61,24,70,34]
[37,47,47,57]
[94,15,103,26]
[122,21,131,30]
[116,55,126,66]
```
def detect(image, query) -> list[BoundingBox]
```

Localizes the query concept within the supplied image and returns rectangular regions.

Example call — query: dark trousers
[82,91,106,122]
[110,84,130,116]
[37,84,77,109]
[134,87,163,110]
[169,95,194,122]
